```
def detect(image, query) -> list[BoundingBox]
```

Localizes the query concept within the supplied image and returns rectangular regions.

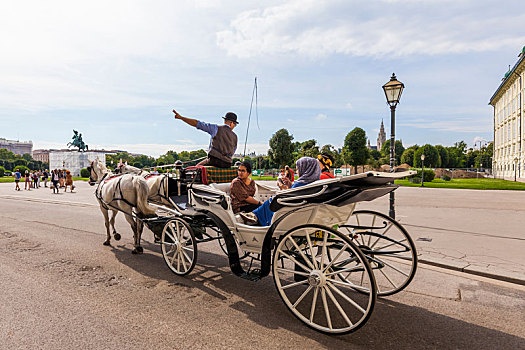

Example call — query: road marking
[0,195,97,208]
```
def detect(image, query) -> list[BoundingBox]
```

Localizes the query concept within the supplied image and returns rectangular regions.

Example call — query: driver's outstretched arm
[173,109,198,127]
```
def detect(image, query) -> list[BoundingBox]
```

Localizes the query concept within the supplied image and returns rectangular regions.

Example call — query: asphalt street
[0,181,524,349]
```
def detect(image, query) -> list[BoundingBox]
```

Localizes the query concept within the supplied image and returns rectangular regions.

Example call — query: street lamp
[382,73,405,219]
[420,154,425,187]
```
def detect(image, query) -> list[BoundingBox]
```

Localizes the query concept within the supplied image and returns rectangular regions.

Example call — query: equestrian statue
[67,130,88,152]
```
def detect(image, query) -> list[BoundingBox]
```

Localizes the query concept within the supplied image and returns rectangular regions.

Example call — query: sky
[1,0,524,157]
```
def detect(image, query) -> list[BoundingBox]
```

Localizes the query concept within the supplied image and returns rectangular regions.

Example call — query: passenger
[277,168,292,190]
[240,157,321,226]
[172,109,238,168]
[285,165,294,184]
[318,153,335,179]
[230,161,262,214]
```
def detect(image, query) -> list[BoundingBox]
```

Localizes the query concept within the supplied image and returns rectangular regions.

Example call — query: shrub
[409,176,421,184]
[416,169,435,182]
[441,175,451,181]
[15,165,30,175]
[80,168,90,178]
[0,166,5,177]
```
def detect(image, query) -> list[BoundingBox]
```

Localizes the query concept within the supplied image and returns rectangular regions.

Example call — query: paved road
[0,182,524,349]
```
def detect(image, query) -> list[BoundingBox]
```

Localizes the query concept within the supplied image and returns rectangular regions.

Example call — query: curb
[418,258,525,286]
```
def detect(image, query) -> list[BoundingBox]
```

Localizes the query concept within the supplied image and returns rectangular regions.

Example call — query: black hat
[223,112,239,125]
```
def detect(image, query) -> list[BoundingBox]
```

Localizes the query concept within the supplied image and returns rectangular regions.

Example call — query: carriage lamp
[382,73,405,219]
[420,154,425,187]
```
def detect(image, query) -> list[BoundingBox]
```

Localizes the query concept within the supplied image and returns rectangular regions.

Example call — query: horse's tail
[134,177,156,216]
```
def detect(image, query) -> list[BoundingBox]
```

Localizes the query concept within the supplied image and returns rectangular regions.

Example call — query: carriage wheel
[160,218,197,276]
[340,210,417,296]
[273,224,376,334]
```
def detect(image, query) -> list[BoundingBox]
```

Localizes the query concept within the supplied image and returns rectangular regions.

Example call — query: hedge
[80,168,90,178]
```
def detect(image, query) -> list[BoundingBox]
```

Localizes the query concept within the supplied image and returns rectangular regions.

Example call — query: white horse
[88,159,156,254]
[115,164,171,205]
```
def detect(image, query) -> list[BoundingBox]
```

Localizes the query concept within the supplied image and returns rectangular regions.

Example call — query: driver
[172,109,238,168]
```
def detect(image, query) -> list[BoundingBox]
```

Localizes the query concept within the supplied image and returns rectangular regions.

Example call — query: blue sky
[1,0,524,157]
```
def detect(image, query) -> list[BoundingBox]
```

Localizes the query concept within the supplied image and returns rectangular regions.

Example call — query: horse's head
[87,160,98,186]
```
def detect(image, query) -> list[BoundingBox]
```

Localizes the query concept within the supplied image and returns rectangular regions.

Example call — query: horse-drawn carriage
[89,160,417,335]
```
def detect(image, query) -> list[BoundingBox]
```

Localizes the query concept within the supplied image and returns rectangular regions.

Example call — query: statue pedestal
[49,151,107,177]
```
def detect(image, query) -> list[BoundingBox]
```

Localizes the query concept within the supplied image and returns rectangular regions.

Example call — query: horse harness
[95,173,138,211]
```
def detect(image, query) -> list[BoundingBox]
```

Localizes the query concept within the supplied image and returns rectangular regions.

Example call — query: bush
[409,176,421,184]
[441,175,451,181]
[0,166,5,177]
[15,165,30,175]
[80,168,90,178]
[416,169,435,182]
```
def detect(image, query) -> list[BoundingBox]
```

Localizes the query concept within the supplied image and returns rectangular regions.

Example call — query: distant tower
[377,119,386,152]
[367,139,371,150]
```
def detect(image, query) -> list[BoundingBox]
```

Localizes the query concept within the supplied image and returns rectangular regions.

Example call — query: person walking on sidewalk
[64,170,75,192]
[14,169,21,191]
[51,169,60,194]
[43,169,49,187]
[24,170,31,190]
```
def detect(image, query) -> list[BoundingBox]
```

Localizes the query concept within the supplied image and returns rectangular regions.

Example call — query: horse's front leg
[101,206,112,246]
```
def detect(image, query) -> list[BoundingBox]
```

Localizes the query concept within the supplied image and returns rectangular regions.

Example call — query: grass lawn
[394,178,525,190]
[0,177,89,183]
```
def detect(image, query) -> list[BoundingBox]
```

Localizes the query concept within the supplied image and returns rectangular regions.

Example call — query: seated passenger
[230,160,262,214]
[318,153,335,179]
[240,157,321,226]
[277,168,292,190]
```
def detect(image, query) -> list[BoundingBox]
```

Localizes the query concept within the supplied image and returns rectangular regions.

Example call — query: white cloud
[316,113,327,121]
[217,1,525,59]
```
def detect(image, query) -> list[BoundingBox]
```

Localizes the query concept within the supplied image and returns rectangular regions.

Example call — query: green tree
[0,149,15,160]
[380,140,405,166]
[14,159,27,167]
[268,129,295,168]
[22,153,33,161]
[342,127,369,170]
[400,148,416,166]
[0,165,5,177]
[446,141,467,168]
[296,139,319,160]
[414,144,440,168]
[435,145,449,168]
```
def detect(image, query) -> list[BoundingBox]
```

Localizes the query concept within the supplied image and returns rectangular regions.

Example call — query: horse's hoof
[132,246,143,254]
[114,233,121,241]
[103,241,111,246]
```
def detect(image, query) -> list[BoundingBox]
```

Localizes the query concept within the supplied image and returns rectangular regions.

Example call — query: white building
[0,138,33,155]
[489,46,525,180]
[49,151,110,176]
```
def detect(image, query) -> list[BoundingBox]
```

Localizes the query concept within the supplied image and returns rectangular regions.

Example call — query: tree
[268,129,295,168]
[14,159,27,167]
[400,148,416,166]
[380,140,405,166]
[414,144,440,168]
[296,139,319,160]
[342,127,369,170]
[0,149,15,160]
[446,141,467,168]
[435,145,449,168]
[22,153,32,161]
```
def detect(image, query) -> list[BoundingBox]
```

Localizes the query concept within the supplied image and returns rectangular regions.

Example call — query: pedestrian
[32,171,39,188]
[64,170,75,192]
[59,169,65,188]
[172,109,238,168]
[14,168,21,191]
[24,170,30,190]
[43,169,49,187]
[51,169,60,194]
[36,170,42,188]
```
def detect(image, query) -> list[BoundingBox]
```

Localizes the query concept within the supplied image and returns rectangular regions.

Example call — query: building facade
[49,150,110,177]
[0,138,33,155]
[489,47,525,180]
[33,150,50,164]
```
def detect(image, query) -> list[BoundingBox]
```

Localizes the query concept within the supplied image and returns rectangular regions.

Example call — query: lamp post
[382,73,405,219]
[420,154,425,187]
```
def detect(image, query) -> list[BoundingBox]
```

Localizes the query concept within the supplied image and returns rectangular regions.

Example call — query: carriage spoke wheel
[161,218,197,276]
[273,224,376,334]
[341,210,417,296]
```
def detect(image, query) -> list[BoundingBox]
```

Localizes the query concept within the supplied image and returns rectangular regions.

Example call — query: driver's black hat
[223,112,239,125]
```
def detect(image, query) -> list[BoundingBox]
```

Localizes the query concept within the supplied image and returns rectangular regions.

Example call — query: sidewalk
[1,181,524,285]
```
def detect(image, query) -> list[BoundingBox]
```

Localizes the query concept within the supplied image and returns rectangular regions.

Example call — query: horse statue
[67,130,89,152]
[87,158,156,254]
